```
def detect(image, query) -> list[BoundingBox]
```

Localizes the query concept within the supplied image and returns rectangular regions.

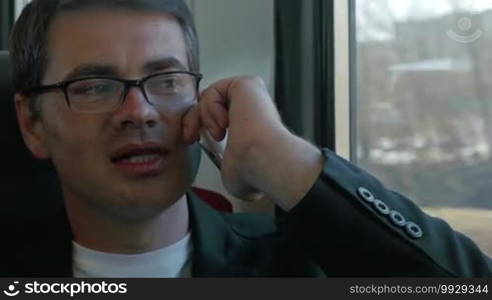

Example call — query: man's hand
[183,76,324,211]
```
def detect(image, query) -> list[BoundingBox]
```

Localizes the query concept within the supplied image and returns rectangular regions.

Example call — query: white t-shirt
[72,232,193,278]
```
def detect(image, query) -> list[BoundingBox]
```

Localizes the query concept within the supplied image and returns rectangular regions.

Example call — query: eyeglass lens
[66,73,198,113]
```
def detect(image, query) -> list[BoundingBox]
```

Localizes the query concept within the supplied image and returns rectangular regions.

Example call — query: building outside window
[352,0,492,256]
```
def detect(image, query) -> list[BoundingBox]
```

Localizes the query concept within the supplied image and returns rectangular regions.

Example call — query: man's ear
[14,94,50,159]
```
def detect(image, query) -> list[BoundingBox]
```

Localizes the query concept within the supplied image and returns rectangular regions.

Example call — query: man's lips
[110,143,170,177]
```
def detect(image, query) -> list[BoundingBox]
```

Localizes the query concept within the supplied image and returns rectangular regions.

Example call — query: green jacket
[2,149,491,277]
[188,149,492,277]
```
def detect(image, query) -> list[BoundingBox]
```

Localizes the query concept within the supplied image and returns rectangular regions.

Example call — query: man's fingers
[182,104,201,144]
[209,102,229,129]
[199,84,230,141]
[199,105,227,141]
[209,102,228,141]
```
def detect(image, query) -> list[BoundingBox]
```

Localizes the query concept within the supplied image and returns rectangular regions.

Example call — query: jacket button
[389,210,406,227]
[405,222,423,239]
[373,200,390,215]
[357,187,375,203]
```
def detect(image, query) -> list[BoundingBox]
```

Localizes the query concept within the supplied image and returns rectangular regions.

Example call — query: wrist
[241,128,324,211]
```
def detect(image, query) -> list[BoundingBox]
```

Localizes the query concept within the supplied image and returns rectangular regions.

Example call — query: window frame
[14,0,30,19]
[0,1,15,50]
[333,0,353,160]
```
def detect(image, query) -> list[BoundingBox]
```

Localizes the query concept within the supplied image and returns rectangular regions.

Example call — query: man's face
[33,10,196,219]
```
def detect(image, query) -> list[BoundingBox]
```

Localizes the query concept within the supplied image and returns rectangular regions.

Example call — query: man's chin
[97,197,179,222]
[87,189,186,223]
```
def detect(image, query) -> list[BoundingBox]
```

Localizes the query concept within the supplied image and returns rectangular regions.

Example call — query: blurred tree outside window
[354,0,492,256]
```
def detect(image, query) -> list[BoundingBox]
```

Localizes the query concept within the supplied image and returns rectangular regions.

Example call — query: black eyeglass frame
[26,71,204,113]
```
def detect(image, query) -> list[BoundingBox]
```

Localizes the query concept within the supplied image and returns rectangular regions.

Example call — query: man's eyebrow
[62,58,187,81]
[64,64,118,81]
[143,57,188,73]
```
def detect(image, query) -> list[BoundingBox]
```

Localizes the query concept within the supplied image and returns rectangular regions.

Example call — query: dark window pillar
[0,1,15,50]
[274,0,335,149]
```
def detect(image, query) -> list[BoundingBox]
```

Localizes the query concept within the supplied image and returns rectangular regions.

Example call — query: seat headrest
[0,51,63,219]
[0,50,52,177]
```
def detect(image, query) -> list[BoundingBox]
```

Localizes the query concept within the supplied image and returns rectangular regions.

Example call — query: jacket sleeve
[280,148,492,277]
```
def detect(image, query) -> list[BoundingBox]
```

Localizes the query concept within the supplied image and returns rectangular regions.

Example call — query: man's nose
[112,86,159,129]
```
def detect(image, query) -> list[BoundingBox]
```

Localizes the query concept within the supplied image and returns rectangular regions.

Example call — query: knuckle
[238,75,264,86]
[199,85,216,100]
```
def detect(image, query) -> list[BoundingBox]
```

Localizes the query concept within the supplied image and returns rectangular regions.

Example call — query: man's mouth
[110,144,170,177]
[118,153,162,164]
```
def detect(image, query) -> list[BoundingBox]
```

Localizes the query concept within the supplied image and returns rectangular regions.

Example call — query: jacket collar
[13,206,73,277]
[17,190,256,277]
[187,190,259,277]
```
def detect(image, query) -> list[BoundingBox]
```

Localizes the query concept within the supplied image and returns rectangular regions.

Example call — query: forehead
[45,9,188,80]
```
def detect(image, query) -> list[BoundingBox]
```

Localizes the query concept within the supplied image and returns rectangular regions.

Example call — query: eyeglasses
[27,71,203,114]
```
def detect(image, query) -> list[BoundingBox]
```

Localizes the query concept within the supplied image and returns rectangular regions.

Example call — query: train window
[14,0,30,19]
[189,0,275,213]
[351,0,492,255]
